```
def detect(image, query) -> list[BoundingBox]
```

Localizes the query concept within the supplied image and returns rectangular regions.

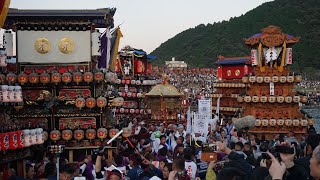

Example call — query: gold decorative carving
[58,38,75,54]
[34,38,51,54]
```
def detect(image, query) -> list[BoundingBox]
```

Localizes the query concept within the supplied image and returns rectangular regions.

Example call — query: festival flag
[109,27,123,72]
[97,28,111,70]
[186,107,192,134]
[0,0,10,28]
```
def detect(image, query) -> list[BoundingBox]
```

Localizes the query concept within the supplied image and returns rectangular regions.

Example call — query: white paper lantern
[14,86,23,103]
[30,129,37,145]
[36,128,44,144]
[8,86,15,102]
[0,85,10,102]
[285,96,293,103]
[0,47,7,67]
[249,76,256,83]
[255,119,261,126]
[23,129,31,147]
[287,76,294,83]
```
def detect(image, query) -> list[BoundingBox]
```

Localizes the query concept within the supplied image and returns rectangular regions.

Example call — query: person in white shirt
[184,148,198,180]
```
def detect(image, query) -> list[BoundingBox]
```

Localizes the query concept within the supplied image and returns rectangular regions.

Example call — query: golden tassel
[258,43,265,72]
[279,42,286,72]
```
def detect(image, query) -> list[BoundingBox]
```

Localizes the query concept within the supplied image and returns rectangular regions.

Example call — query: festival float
[0,7,119,171]
[212,56,253,118]
[234,25,312,138]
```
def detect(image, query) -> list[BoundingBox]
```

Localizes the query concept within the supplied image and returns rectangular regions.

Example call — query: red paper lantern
[62,72,72,84]
[16,130,24,149]
[97,96,107,108]
[85,129,96,140]
[1,133,9,151]
[8,131,18,150]
[6,73,17,84]
[83,72,93,83]
[109,129,119,138]
[62,130,73,141]
[51,72,61,84]
[121,79,126,84]
[97,128,108,140]
[18,72,29,85]
[126,80,131,84]
[40,72,50,84]
[50,129,61,142]
[94,72,104,83]
[0,73,6,84]
[28,72,39,84]
[132,93,137,98]
[135,109,140,114]
[73,72,83,84]
[75,97,86,109]
[86,98,96,109]
[122,92,127,97]
[74,129,84,141]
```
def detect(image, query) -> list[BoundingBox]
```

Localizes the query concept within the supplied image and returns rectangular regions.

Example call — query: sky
[5,0,273,54]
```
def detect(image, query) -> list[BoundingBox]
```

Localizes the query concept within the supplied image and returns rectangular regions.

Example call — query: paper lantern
[30,129,37,145]
[51,72,61,84]
[16,130,24,149]
[130,109,135,114]
[23,129,31,147]
[62,130,73,141]
[0,73,6,83]
[8,131,18,150]
[285,96,292,103]
[74,129,84,141]
[0,47,7,67]
[295,75,302,83]
[308,119,315,126]
[109,129,119,138]
[293,119,300,127]
[40,72,50,84]
[0,85,9,102]
[287,75,294,83]
[85,97,96,109]
[262,119,268,127]
[62,72,72,84]
[8,86,15,102]
[29,72,39,84]
[50,129,61,142]
[120,108,125,113]
[85,129,96,140]
[279,76,286,83]
[147,109,152,114]
[244,96,251,103]
[264,76,271,83]
[136,80,141,85]
[132,92,137,98]
[131,80,136,85]
[293,96,300,103]
[249,76,256,83]
[242,76,249,83]
[43,131,48,141]
[73,72,83,84]
[256,76,263,83]
[277,119,284,126]
[122,127,132,138]
[36,128,44,144]
[135,109,140,114]
[277,96,284,103]
[97,96,107,108]
[116,79,121,84]
[285,119,292,127]
[18,72,29,85]
[140,109,144,114]
[126,80,131,85]
[270,119,277,126]
[6,73,17,84]
[94,71,104,83]
[252,95,259,103]
[301,119,308,127]
[301,96,308,103]
[97,128,108,140]
[255,119,261,126]
[75,97,86,109]
[268,96,276,103]
[125,109,129,114]
[83,72,93,83]
[272,75,279,83]
[0,133,9,151]
[122,92,127,97]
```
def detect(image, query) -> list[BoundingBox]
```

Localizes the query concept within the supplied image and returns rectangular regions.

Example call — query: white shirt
[185,160,197,180]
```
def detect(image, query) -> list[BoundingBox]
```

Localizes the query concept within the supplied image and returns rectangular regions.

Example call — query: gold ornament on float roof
[58,38,74,54]
[34,38,51,54]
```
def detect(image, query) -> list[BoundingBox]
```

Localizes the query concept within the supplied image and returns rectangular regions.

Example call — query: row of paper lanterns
[114,108,152,114]
[50,128,127,142]
[118,91,144,98]
[0,128,44,151]
[115,79,159,86]
[211,94,239,98]
[75,97,107,109]
[0,85,23,103]
[0,71,105,85]
[238,95,308,103]
[255,118,315,127]
[213,83,246,88]
[212,106,240,112]
[242,75,302,84]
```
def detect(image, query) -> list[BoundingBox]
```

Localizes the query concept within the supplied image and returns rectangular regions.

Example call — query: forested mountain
[151,0,320,79]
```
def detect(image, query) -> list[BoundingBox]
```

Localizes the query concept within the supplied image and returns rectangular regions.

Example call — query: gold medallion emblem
[235,70,240,76]
[227,70,231,76]
[34,38,51,54]
[58,38,74,54]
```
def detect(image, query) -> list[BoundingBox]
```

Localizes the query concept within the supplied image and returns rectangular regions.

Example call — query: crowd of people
[5,119,320,180]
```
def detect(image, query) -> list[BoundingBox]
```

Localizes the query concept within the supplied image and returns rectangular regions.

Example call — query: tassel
[279,42,287,72]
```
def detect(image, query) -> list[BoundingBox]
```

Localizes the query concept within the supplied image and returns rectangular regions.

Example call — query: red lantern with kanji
[94,72,104,83]
[74,129,84,141]
[8,131,18,150]
[62,130,73,141]
[75,97,86,109]
[86,98,96,109]
[40,72,50,84]
[97,128,108,140]
[51,72,61,85]
[73,72,83,84]
[0,133,9,151]
[62,72,72,84]
[97,96,107,108]
[83,72,93,83]
[16,130,24,149]
[109,129,119,138]
[0,73,6,84]
[6,73,17,84]
[50,129,61,142]
[85,129,96,140]
[29,72,39,84]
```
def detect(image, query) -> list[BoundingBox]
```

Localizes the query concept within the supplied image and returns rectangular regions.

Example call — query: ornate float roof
[244,25,300,47]
[215,55,251,65]
[146,75,182,97]
[3,8,116,29]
